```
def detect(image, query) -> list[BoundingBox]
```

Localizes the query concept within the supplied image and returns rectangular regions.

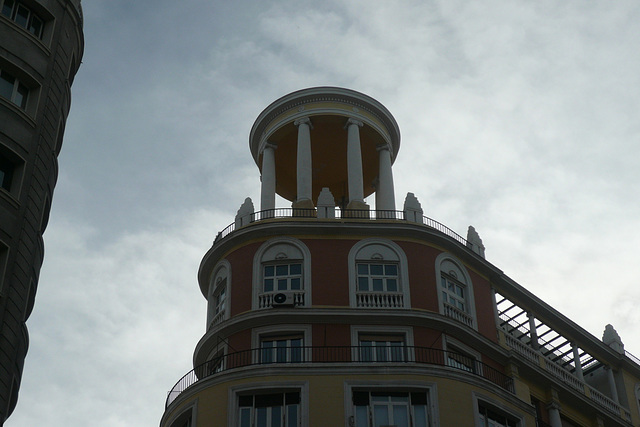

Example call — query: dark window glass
[1,0,14,18]
[28,14,42,37]
[0,155,14,191]
[14,4,27,27]
[0,71,14,100]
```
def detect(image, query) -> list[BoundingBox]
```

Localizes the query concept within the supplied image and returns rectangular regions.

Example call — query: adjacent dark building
[0,0,83,422]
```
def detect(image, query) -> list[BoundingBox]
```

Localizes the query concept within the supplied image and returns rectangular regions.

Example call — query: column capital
[376,143,391,152]
[345,117,363,129]
[294,116,313,129]
[262,141,278,152]
[546,401,561,411]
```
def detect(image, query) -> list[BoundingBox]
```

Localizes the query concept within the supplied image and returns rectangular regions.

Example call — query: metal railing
[214,208,468,246]
[166,346,513,407]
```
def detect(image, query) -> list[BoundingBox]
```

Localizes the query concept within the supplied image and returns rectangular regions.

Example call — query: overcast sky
[7,1,640,426]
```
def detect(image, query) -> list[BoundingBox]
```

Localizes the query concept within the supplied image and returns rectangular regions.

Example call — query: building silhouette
[161,87,640,426]
[0,0,83,422]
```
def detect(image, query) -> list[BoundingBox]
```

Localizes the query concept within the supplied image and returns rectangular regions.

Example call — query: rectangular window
[478,402,519,427]
[238,392,300,427]
[0,69,28,109]
[441,275,466,311]
[0,154,15,191]
[263,263,302,293]
[357,263,399,292]
[260,335,304,364]
[353,391,429,427]
[0,0,44,39]
[446,349,477,373]
[214,284,226,315]
[359,334,406,362]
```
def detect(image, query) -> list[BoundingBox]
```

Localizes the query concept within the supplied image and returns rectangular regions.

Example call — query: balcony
[165,346,514,408]
[355,291,404,308]
[496,292,633,423]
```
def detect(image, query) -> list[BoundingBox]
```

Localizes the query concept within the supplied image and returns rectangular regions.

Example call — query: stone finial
[403,192,423,223]
[602,324,625,354]
[466,226,486,258]
[317,188,336,219]
[235,197,254,228]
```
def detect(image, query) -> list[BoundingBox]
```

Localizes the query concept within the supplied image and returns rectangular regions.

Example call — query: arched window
[435,253,477,329]
[207,260,230,328]
[348,239,410,309]
[252,237,311,309]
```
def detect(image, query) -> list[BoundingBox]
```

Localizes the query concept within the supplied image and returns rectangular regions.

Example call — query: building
[161,87,640,427]
[0,0,83,422]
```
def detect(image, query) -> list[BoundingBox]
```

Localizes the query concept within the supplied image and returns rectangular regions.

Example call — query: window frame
[351,325,414,363]
[252,237,311,309]
[435,253,477,330]
[166,400,197,427]
[443,335,482,375]
[207,260,231,328]
[228,381,309,427]
[345,380,438,427]
[0,0,47,40]
[252,324,312,365]
[472,393,523,427]
[348,238,410,309]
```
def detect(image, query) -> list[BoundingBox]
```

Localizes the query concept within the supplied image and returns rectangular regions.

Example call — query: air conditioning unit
[272,292,295,307]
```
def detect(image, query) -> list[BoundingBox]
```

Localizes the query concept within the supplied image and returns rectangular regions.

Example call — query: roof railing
[214,208,468,247]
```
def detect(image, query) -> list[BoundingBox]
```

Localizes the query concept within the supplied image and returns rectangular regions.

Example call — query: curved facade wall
[162,88,640,427]
[0,0,83,421]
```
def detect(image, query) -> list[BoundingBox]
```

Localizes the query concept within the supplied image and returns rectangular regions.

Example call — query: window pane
[29,15,42,38]
[370,264,383,275]
[264,265,274,277]
[286,404,298,427]
[386,279,397,292]
[373,405,389,427]
[264,279,273,292]
[15,82,28,108]
[355,406,368,427]
[271,405,282,427]
[385,264,397,276]
[277,279,287,291]
[372,279,383,292]
[276,264,288,276]
[357,264,369,274]
[392,404,409,427]
[256,407,267,427]
[239,407,252,427]
[357,276,369,291]
[0,71,15,100]
[413,405,428,427]
[290,263,301,275]
[15,4,28,27]
[290,278,300,290]
[1,0,14,17]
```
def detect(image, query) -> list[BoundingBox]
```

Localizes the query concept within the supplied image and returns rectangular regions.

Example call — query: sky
[7,1,640,426]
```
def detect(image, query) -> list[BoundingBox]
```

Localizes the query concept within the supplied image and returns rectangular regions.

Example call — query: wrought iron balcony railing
[214,208,468,247]
[165,346,514,408]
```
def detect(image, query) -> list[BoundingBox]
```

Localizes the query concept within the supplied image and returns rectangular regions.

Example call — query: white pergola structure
[249,87,401,212]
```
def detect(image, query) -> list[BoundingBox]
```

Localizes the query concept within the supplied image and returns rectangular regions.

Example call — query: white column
[376,145,395,211]
[606,366,620,403]
[345,118,364,205]
[571,343,584,381]
[547,402,562,427]
[528,313,539,350]
[294,117,313,204]
[260,143,276,212]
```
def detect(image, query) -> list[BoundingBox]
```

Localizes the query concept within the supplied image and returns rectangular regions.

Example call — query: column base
[344,200,370,219]
[292,199,316,217]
